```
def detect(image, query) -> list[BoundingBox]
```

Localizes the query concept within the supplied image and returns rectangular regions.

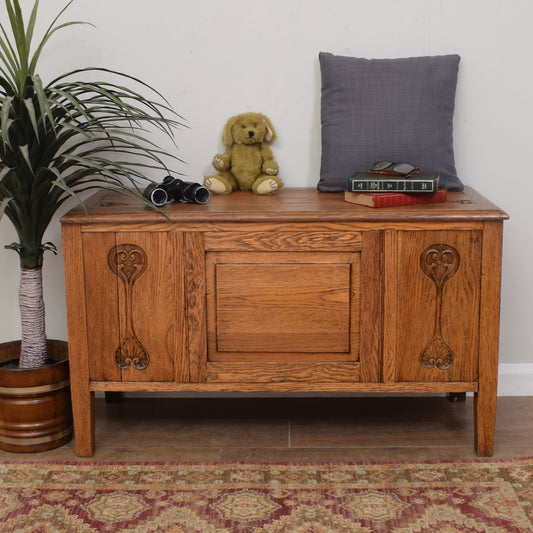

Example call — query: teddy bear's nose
[248,130,255,138]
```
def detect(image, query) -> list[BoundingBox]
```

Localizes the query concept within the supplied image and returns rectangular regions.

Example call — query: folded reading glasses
[369,161,419,177]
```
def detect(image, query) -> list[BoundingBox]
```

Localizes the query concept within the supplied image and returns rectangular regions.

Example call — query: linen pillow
[317,52,463,192]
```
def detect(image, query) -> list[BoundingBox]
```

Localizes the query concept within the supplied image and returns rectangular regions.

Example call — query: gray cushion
[318,52,463,192]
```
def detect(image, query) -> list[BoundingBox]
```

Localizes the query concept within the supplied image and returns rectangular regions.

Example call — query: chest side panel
[394,230,482,382]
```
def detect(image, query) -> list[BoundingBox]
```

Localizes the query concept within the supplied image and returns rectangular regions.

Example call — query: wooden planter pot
[0,340,73,453]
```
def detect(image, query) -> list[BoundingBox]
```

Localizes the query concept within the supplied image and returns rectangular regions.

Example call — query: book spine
[374,190,446,206]
[347,175,438,193]
[344,189,447,207]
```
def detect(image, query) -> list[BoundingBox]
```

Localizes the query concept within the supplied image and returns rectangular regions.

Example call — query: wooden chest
[61,187,507,456]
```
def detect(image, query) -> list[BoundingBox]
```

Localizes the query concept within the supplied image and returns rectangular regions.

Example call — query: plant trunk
[18,266,47,369]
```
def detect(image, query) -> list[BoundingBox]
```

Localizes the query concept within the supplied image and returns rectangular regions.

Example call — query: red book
[344,188,447,208]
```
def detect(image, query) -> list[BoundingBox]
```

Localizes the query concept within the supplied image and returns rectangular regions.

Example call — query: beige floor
[1,396,532,462]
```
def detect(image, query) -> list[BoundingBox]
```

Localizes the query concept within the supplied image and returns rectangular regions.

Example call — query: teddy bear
[203,112,283,195]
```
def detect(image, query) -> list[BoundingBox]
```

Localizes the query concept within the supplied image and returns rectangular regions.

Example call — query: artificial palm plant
[0,0,182,369]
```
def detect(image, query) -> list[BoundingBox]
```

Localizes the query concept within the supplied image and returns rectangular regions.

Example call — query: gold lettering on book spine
[419,244,460,370]
[108,244,149,370]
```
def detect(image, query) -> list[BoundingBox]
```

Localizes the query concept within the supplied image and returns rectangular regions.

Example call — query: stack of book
[344,172,447,208]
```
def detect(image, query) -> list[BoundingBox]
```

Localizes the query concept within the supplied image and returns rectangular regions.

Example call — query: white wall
[1,0,532,365]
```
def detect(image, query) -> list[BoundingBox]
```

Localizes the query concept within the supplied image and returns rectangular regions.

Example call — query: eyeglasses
[369,161,419,177]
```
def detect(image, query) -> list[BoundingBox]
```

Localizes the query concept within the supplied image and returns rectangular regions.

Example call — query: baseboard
[497,363,533,396]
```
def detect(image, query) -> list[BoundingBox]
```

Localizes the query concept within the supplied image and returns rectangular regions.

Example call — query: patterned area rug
[1,458,533,532]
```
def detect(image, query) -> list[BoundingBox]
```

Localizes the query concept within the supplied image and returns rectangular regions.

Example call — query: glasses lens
[392,163,416,175]
[372,161,393,171]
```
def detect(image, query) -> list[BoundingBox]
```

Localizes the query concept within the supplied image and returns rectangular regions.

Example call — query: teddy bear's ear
[222,115,238,147]
[261,115,276,143]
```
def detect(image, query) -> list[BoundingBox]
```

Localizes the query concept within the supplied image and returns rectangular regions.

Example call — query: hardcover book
[347,172,440,193]
[344,188,448,208]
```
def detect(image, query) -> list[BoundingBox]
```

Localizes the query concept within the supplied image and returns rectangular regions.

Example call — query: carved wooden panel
[394,231,481,382]
[115,232,176,382]
[108,244,150,370]
[83,232,178,382]
[419,244,460,370]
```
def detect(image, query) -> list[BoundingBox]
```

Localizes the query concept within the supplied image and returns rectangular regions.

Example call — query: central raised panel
[206,251,360,362]
[215,261,350,352]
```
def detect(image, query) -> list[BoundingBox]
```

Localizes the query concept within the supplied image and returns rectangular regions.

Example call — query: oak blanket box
[61,186,508,457]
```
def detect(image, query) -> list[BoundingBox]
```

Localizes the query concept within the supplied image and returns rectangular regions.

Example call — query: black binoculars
[143,176,210,207]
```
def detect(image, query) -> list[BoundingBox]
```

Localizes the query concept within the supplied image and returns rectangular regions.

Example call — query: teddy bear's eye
[241,124,246,129]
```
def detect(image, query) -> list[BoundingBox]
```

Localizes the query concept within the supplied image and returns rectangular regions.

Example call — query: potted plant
[0,0,182,451]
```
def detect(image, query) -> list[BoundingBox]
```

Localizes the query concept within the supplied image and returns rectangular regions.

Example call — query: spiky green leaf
[49,166,87,211]
[25,0,40,53]
[10,0,30,88]
[23,97,39,140]
[31,74,54,134]
[0,195,12,219]
[1,95,13,144]
[0,165,10,180]
[18,144,33,173]
[0,31,19,84]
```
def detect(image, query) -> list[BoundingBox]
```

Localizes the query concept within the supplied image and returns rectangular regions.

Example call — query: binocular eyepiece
[143,176,210,207]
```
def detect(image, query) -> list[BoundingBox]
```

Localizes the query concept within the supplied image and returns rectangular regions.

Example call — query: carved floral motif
[419,244,460,370]
[108,244,149,370]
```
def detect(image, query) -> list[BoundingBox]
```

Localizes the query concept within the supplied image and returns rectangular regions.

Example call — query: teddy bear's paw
[265,168,278,176]
[213,157,225,171]
[256,178,280,195]
[204,177,229,194]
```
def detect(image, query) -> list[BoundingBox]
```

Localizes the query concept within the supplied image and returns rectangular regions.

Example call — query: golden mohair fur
[204,112,284,195]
